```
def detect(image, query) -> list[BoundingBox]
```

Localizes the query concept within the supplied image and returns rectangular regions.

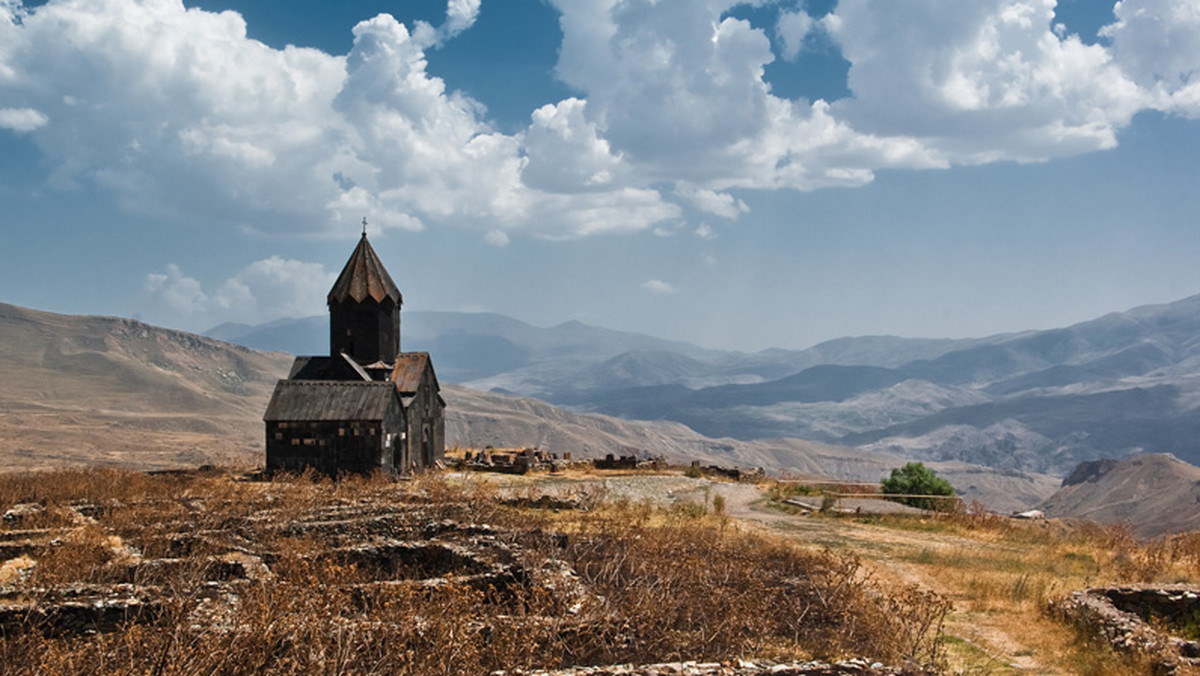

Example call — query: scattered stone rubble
[0,482,916,674]
[689,462,766,482]
[1049,584,1200,672]
[460,447,588,474]
[456,448,764,482]
[495,657,932,675]
[593,454,667,471]
[2,503,45,524]
[0,583,162,637]
[0,496,547,638]
[0,487,637,650]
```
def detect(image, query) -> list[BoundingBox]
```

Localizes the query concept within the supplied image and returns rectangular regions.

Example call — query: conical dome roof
[327,233,402,305]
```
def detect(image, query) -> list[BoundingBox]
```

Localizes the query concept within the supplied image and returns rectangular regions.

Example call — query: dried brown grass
[832,503,1200,674]
[0,467,952,675]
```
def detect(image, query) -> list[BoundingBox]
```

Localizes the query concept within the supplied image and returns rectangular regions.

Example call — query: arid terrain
[475,471,1200,674]
[2,466,1198,675]
[0,303,292,470]
[218,296,1200,478]
[8,301,1200,673]
[0,467,952,675]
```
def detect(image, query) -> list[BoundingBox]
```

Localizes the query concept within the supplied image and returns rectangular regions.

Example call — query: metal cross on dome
[362,217,368,236]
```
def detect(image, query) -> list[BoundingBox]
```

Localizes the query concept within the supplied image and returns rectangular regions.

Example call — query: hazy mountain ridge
[2,302,1055,512]
[208,312,989,393]
[207,295,1200,477]
[554,296,1200,475]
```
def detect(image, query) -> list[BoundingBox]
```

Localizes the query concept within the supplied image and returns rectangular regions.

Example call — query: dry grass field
[752,487,1200,674]
[432,470,1200,675]
[0,467,953,675]
[1,466,1197,675]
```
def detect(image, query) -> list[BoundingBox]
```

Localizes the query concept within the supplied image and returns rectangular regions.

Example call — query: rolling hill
[0,302,293,470]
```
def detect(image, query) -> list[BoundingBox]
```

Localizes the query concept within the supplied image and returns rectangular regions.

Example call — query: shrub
[881,462,956,511]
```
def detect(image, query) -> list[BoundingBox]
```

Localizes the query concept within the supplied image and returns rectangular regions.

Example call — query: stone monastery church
[263,231,445,475]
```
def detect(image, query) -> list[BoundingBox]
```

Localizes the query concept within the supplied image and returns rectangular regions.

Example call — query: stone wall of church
[266,414,403,475]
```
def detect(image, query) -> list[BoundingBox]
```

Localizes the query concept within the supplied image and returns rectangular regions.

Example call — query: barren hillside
[0,303,293,469]
[1040,453,1200,538]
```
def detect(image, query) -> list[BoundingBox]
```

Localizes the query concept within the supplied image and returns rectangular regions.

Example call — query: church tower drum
[327,231,403,365]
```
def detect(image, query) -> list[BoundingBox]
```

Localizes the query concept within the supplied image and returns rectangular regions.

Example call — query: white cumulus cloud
[825,0,1146,162]
[144,264,209,316]
[445,0,482,38]
[1102,0,1200,117]
[523,98,623,192]
[0,0,676,240]
[484,229,509,246]
[777,8,814,61]
[3,0,1200,242]
[145,257,336,326]
[675,183,749,219]
[0,106,46,132]
[641,278,677,295]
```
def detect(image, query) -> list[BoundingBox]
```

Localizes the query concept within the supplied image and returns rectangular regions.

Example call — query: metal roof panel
[390,352,431,394]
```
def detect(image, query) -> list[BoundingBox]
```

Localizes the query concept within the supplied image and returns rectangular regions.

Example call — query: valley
[212,295,1200,477]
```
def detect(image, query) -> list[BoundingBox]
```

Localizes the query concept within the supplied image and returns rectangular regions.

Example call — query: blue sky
[2,0,1199,351]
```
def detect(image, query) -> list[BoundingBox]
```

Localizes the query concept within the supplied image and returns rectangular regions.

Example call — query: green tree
[881,462,956,511]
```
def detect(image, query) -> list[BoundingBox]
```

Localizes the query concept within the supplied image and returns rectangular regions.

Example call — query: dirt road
[472,472,1082,674]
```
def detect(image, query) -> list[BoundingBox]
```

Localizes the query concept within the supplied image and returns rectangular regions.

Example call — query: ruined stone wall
[1050,584,1200,672]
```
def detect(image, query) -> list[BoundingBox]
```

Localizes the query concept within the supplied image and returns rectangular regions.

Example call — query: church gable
[288,354,372,382]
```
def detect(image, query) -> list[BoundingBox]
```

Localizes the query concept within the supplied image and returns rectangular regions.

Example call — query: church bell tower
[327,228,402,365]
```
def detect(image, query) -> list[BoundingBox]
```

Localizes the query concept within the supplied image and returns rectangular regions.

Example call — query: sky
[1,0,1199,352]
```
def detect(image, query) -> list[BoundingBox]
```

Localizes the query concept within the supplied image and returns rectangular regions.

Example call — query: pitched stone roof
[327,233,402,305]
[263,380,400,422]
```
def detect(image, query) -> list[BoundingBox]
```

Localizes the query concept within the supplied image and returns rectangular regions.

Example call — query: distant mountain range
[8,297,1200,525]
[0,302,1055,512]
[207,312,988,390]
[209,294,1200,476]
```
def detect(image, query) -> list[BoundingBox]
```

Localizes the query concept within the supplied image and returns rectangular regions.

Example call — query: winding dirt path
[705,480,1069,674]
[475,472,1074,673]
